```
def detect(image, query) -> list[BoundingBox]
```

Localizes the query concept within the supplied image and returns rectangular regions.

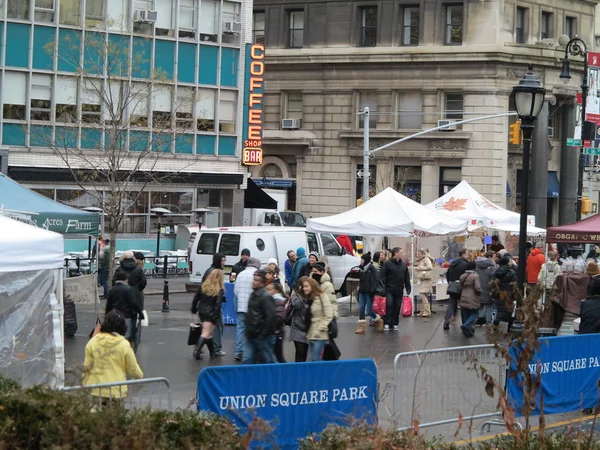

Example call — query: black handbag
[447,280,462,296]
[188,323,202,346]
[284,301,294,326]
[328,318,338,339]
[323,339,341,361]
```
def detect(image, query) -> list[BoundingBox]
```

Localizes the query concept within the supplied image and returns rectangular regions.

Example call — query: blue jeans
[358,293,376,320]
[98,269,108,297]
[235,312,246,357]
[309,340,327,361]
[461,308,479,330]
[124,318,133,340]
[242,335,276,364]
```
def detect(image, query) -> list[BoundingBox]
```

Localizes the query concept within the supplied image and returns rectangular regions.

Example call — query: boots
[421,304,432,318]
[355,320,366,335]
[193,337,206,360]
[375,314,384,332]
[206,339,216,358]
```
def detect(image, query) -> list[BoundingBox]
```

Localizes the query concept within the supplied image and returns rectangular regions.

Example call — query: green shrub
[0,377,243,449]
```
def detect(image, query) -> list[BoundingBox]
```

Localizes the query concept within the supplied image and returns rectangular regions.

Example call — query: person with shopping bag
[191,269,225,360]
[380,247,411,331]
[355,252,383,334]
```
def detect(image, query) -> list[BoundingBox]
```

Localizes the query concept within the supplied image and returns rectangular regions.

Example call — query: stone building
[252,0,598,227]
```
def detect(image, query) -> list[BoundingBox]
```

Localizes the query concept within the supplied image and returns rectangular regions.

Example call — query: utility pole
[362,107,370,203]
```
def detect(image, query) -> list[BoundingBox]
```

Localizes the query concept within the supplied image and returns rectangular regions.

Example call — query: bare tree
[37,26,205,282]
[374,160,421,201]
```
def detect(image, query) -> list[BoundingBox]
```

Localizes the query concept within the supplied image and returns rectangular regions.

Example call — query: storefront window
[32,188,55,200]
[56,189,101,207]
[151,191,192,214]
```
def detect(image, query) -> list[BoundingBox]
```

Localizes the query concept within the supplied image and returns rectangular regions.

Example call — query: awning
[252,178,295,188]
[244,178,277,209]
[506,182,512,198]
[548,172,560,198]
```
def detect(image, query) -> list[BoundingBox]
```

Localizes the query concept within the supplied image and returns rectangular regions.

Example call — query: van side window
[321,234,341,256]
[306,233,319,253]
[197,233,219,254]
[219,234,241,256]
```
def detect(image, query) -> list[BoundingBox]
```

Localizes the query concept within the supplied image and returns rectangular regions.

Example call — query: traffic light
[582,197,592,215]
[509,121,522,145]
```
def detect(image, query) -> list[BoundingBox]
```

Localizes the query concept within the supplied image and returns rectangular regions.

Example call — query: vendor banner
[197,359,378,448]
[63,275,98,305]
[507,335,600,416]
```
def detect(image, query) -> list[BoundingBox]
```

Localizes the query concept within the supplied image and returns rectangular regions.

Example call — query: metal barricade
[392,344,506,432]
[60,377,173,411]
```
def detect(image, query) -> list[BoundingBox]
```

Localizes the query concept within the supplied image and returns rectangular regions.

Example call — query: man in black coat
[580,278,600,334]
[230,248,251,282]
[243,270,277,364]
[380,247,411,331]
[444,248,470,330]
[106,270,141,342]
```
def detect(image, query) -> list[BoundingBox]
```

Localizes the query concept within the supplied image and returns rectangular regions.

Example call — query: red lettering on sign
[243,44,266,167]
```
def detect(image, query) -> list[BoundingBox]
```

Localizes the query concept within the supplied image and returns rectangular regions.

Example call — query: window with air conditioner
[358,92,377,129]
[219,90,237,133]
[444,93,463,121]
[222,1,241,45]
[285,92,303,121]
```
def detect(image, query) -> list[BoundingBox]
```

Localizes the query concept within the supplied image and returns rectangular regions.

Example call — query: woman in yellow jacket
[83,310,144,400]
[303,277,333,361]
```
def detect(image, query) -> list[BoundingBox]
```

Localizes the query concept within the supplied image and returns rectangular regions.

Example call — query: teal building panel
[154,40,175,80]
[198,45,218,85]
[218,136,236,156]
[108,34,130,77]
[30,125,53,147]
[55,126,78,148]
[220,48,239,87]
[196,134,215,155]
[81,128,102,149]
[58,28,81,72]
[130,130,150,152]
[175,133,194,154]
[6,23,30,68]
[2,124,26,145]
[83,32,105,74]
[132,37,152,79]
[177,42,196,83]
[33,26,55,70]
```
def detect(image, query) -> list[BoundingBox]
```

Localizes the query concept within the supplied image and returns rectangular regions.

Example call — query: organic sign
[242,44,265,166]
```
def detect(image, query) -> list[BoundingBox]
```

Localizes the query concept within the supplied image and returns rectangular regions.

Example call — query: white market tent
[0,215,65,388]
[424,180,545,235]
[307,187,468,236]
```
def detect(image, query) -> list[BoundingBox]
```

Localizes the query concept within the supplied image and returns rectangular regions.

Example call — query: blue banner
[222,282,237,325]
[197,359,378,448]
[507,334,600,416]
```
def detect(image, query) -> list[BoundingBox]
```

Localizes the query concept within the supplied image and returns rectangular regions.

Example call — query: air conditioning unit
[223,21,242,33]
[548,126,554,138]
[437,119,457,131]
[282,118,302,130]
[133,10,157,23]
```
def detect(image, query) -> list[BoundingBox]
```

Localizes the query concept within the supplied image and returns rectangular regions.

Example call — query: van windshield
[280,212,306,227]
[197,233,219,254]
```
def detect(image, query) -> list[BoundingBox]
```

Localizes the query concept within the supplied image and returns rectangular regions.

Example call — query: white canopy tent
[0,215,65,388]
[307,187,468,236]
[424,180,544,234]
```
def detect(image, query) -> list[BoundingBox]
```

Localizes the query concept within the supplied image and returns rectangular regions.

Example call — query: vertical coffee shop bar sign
[242,43,265,166]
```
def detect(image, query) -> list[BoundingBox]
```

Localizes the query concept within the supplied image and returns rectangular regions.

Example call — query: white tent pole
[411,235,415,315]
[542,242,549,307]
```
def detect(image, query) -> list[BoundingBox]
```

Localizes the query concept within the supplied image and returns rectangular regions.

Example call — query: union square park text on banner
[507,334,600,416]
[197,359,378,448]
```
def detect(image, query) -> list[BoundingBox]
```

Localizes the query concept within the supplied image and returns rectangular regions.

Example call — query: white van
[188,227,360,292]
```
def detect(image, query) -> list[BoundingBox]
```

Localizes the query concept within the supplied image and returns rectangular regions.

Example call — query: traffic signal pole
[361,112,519,203]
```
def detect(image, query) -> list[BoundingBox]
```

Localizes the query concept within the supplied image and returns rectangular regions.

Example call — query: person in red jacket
[526,242,546,291]
[336,235,354,256]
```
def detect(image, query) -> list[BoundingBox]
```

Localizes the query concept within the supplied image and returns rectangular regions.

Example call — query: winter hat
[361,252,372,265]
[241,248,251,256]
[587,262,600,276]
[313,262,326,272]
[296,247,306,258]
[247,257,261,269]
[498,249,508,258]
[267,258,278,266]
[466,261,476,271]
[308,251,320,261]
[499,256,511,266]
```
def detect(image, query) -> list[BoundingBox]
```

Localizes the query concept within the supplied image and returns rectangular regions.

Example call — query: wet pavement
[64,295,581,443]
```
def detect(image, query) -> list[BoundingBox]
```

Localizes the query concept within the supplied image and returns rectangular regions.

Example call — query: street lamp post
[559,36,589,221]
[150,207,171,259]
[191,207,211,230]
[512,66,546,290]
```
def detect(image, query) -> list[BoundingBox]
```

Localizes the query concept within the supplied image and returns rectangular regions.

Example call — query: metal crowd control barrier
[60,377,173,411]
[392,345,507,432]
